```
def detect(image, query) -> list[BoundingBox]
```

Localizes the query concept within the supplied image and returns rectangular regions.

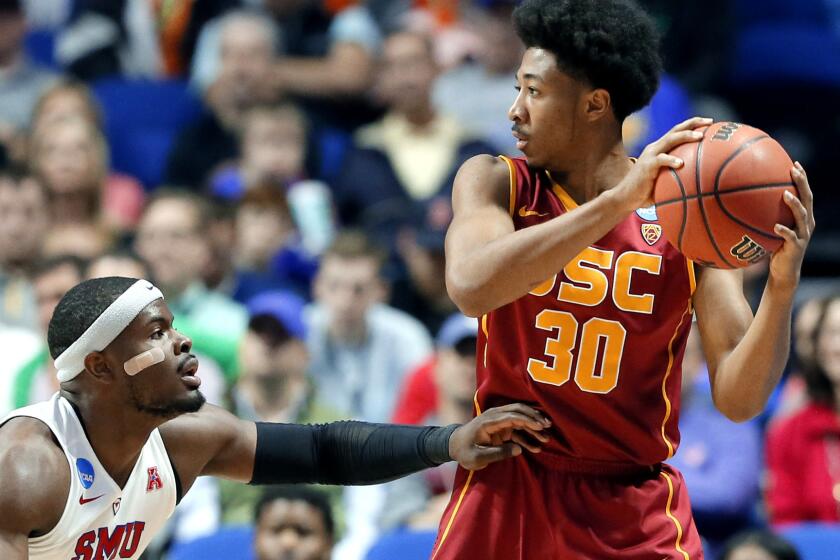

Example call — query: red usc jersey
[477,156,696,468]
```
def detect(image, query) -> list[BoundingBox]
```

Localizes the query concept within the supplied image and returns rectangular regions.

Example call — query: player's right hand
[448,403,551,470]
[613,116,713,210]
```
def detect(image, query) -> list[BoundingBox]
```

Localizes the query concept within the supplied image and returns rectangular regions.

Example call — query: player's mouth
[179,356,201,390]
[512,128,529,151]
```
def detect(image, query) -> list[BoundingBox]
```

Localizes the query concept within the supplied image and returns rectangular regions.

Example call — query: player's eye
[528,87,538,96]
[150,330,164,340]
[514,85,521,92]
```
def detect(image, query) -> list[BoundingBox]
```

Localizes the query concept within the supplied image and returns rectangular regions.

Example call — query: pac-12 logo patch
[641,223,662,245]
[76,458,95,489]
[635,205,658,221]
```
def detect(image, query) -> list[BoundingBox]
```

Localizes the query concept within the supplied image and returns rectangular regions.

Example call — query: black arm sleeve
[249,421,459,486]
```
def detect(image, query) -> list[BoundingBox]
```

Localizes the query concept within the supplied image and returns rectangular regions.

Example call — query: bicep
[693,267,752,375]
[161,405,257,485]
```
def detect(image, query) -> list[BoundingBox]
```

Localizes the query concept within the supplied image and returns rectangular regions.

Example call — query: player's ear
[84,351,115,383]
[584,88,612,122]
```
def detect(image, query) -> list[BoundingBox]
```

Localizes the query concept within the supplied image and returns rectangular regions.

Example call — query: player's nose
[508,95,526,123]
[174,334,192,355]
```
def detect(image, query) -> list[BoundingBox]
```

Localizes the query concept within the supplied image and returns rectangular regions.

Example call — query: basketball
[653,122,798,268]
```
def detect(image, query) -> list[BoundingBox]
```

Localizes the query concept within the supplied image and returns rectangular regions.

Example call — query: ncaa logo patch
[635,205,658,221]
[76,458,95,489]
[641,223,662,246]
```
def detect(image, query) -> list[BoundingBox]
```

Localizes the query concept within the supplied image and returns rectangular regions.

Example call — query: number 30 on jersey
[526,247,661,393]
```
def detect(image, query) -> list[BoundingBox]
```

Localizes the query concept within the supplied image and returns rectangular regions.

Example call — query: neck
[61,389,165,488]
[328,320,367,346]
[396,103,437,128]
[549,130,629,205]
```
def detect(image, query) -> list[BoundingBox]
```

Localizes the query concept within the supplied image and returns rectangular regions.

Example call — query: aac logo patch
[641,223,662,246]
[146,466,163,492]
[77,458,95,489]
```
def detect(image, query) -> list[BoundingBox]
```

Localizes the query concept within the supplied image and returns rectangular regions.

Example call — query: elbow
[714,398,762,424]
[446,268,490,318]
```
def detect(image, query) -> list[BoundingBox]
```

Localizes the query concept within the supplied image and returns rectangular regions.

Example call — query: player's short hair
[321,230,386,273]
[254,485,335,538]
[512,0,662,121]
[47,276,139,360]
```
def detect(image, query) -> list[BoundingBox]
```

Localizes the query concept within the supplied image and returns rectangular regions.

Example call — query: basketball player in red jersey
[432,0,815,558]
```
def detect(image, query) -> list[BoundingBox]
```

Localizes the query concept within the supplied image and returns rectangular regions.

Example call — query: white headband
[55,279,165,382]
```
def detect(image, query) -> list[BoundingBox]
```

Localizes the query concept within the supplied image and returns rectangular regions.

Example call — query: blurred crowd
[0,0,839,559]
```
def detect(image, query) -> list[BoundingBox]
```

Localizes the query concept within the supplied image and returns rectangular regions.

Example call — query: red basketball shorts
[430,456,703,560]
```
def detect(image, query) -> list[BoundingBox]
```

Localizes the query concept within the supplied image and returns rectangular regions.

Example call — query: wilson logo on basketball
[641,224,662,245]
[711,122,741,141]
[730,235,767,263]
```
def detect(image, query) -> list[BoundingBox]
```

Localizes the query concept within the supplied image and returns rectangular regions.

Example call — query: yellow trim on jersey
[473,390,483,416]
[499,155,517,217]
[659,302,693,459]
[661,471,691,560]
[686,259,696,296]
[481,314,489,337]
[431,470,476,560]
[547,172,579,211]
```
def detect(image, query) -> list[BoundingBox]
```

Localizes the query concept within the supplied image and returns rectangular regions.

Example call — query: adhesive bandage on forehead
[124,347,166,376]
[55,279,165,382]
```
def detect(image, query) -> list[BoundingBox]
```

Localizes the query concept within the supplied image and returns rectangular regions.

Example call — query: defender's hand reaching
[448,403,551,471]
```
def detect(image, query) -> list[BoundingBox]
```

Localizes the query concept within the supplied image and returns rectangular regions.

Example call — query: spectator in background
[432,0,523,154]
[0,168,48,330]
[29,113,146,233]
[381,314,478,530]
[391,218,457,334]
[135,190,248,380]
[766,294,840,525]
[0,0,56,157]
[306,231,433,422]
[230,184,316,303]
[30,79,102,130]
[221,291,342,524]
[167,10,280,189]
[334,29,495,248]
[57,0,237,81]
[9,255,85,409]
[254,486,335,560]
[670,321,762,554]
[192,0,382,134]
[86,249,148,280]
[719,530,801,560]
[41,221,114,261]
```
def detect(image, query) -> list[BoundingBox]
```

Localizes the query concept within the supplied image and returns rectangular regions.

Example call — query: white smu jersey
[1,394,176,560]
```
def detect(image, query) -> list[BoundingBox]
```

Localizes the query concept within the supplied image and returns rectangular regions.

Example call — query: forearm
[249,421,457,486]
[711,279,795,422]
[447,188,633,316]
[274,52,371,98]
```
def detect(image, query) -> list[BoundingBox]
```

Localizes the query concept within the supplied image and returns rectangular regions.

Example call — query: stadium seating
[779,523,840,560]
[365,529,437,560]
[92,78,204,188]
[168,525,255,560]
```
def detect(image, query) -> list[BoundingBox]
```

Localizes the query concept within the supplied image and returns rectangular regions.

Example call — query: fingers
[479,412,549,436]
[773,223,798,244]
[470,442,522,470]
[509,431,544,454]
[791,163,816,233]
[783,190,810,240]
[669,116,715,134]
[483,403,551,429]
[652,128,705,155]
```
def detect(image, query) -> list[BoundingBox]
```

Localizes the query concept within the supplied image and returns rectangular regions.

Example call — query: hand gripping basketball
[768,161,815,290]
[614,117,714,210]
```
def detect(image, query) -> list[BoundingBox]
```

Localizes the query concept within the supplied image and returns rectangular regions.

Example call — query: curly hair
[47,276,139,359]
[512,0,662,121]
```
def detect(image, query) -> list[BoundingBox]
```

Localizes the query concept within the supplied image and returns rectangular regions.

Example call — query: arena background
[0,0,838,559]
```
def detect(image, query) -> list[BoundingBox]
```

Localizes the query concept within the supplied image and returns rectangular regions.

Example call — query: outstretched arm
[162,403,550,491]
[695,162,815,422]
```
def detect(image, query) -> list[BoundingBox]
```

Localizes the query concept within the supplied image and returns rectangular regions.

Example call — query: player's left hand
[769,162,815,291]
[448,403,551,470]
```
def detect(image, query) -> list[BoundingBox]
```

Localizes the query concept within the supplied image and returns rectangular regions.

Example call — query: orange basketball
[653,122,797,268]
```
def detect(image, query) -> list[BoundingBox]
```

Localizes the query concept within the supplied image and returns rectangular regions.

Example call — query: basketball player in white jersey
[0,277,550,560]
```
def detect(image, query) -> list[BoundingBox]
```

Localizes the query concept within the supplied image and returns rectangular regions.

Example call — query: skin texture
[0,300,549,559]
[445,47,814,423]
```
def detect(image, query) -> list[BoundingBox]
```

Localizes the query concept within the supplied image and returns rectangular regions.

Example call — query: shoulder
[0,417,69,534]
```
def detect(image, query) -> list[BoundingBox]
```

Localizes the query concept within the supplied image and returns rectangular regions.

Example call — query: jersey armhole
[157,431,184,505]
[497,155,517,217]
